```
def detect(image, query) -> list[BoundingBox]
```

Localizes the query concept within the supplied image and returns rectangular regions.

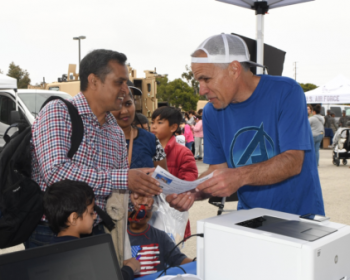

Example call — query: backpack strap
[41,96,115,231]
[41,96,84,159]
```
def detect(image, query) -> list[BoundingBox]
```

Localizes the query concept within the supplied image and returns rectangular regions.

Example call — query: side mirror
[10,110,21,125]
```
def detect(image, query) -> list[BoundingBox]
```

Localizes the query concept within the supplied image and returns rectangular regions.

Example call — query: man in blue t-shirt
[166,34,325,216]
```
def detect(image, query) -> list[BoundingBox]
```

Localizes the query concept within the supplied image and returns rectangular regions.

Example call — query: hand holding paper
[151,166,213,195]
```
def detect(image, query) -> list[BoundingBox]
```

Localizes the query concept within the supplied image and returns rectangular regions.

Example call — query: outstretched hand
[128,168,162,196]
[195,168,242,197]
[165,191,195,212]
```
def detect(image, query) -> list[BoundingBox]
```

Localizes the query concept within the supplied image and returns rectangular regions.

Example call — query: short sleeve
[202,106,226,165]
[153,137,166,161]
[278,83,312,153]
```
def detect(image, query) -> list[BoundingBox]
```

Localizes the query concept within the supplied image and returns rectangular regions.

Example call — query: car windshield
[18,92,72,117]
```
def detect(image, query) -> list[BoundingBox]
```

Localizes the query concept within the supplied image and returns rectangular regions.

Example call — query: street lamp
[73,36,86,65]
[216,0,314,74]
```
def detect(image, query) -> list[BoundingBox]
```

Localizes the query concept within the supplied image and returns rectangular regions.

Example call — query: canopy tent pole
[254,1,269,75]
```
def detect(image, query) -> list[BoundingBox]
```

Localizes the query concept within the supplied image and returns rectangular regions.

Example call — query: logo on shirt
[229,123,275,168]
[132,243,160,276]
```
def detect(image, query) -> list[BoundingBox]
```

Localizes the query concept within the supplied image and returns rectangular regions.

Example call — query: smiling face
[92,61,129,112]
[112,92,135,129]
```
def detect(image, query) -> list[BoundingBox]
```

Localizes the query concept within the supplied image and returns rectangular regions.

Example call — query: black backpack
[0,96,114,249]
[0,96,86,248]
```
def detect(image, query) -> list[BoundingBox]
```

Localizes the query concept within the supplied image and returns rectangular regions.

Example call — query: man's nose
[121,82,129,94]
[198,82,208,96]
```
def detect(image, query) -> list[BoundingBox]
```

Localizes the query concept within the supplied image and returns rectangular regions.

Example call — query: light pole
[73,36,86,65]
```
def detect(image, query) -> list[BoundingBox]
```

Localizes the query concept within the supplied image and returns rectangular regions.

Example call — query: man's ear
[228,61,241,78]
[170,123,178,134]
[67,212,79,226]
[88,73,99,90]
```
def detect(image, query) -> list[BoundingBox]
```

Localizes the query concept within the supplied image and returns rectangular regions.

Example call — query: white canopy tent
[305,75,350,104]
[0,73,17,89]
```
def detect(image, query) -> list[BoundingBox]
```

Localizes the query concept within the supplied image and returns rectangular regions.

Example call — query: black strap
[40,96,84,159]
[94,205,115,231]
[41,96,114,231]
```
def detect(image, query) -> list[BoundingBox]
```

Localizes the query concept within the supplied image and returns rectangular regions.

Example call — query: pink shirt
[193,120,203,138]
[184,124,194,143]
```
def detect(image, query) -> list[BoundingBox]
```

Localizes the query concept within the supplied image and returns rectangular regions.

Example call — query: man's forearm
[239,150,304,187]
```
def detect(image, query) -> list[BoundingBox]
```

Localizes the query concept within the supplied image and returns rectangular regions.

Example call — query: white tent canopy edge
[305,74,350,104]
[0,74,17,90]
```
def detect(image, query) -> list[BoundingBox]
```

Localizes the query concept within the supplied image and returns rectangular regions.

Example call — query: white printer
[197,208,350,280]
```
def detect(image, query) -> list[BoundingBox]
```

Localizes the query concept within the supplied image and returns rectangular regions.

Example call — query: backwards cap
[191,33,263,68]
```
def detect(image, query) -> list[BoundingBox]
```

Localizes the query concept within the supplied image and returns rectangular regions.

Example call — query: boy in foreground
[128,195,192,277]
[44,180,140,280]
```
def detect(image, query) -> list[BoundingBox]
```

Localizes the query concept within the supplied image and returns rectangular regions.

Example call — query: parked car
[0,78,71,150]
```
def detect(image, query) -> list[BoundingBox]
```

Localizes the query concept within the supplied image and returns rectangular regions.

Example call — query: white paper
[152,166,213,195]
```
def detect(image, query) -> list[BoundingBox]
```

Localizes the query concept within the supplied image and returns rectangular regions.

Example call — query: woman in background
[193,115,203,160]
[309,105,325,166]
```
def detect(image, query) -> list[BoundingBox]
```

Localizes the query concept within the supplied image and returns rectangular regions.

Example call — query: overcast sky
[1,0,349,87]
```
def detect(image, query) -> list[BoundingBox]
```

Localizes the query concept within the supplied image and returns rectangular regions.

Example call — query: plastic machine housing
[197,208,350,280]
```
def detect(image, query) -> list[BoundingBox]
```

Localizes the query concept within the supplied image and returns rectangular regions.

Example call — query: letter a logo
[229,123,275,168]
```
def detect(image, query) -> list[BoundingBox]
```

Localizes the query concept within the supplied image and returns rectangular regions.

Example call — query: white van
[319,105,350,124]
[0,75,71,150]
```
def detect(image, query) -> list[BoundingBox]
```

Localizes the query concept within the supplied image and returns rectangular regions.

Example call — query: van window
[18,92,71,117]
[0,95,26,125]
[345,107,350,116]
[330,107,342,117]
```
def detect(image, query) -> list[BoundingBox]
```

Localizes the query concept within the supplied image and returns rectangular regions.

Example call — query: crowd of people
[14,33,329,279]
[308,104,350,166]
[176,109,204,160]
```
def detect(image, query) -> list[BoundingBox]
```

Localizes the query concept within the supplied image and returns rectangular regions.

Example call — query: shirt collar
[165,135,176,154]
[72,92,118,126]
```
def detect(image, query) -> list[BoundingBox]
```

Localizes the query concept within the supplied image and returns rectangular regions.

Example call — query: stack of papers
[152,166,213,195]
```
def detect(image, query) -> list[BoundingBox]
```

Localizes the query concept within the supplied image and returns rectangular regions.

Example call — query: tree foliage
[7,62,31,89]
[299,83,317,92]
[181,65,206,100]
[157,76,199,111]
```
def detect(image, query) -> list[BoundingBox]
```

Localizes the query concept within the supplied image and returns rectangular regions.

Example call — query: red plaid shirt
[31,92,129,224]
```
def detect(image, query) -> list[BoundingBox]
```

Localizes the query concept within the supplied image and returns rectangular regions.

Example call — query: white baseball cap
[191,33,263,68]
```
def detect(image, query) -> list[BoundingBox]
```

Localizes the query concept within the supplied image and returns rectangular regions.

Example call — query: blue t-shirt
[126,128,156,169]
[203,75,325,216]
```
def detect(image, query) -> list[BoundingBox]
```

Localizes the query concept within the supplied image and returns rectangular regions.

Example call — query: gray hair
[213,62,250,71]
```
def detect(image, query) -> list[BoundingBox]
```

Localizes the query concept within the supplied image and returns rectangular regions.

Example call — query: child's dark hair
[152,106,182,128]
[43,180,95,234]
[133,113,149,130]
[188,110,196,116]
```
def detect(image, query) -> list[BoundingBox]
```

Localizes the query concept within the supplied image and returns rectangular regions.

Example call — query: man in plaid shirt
[25,50,162,248]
